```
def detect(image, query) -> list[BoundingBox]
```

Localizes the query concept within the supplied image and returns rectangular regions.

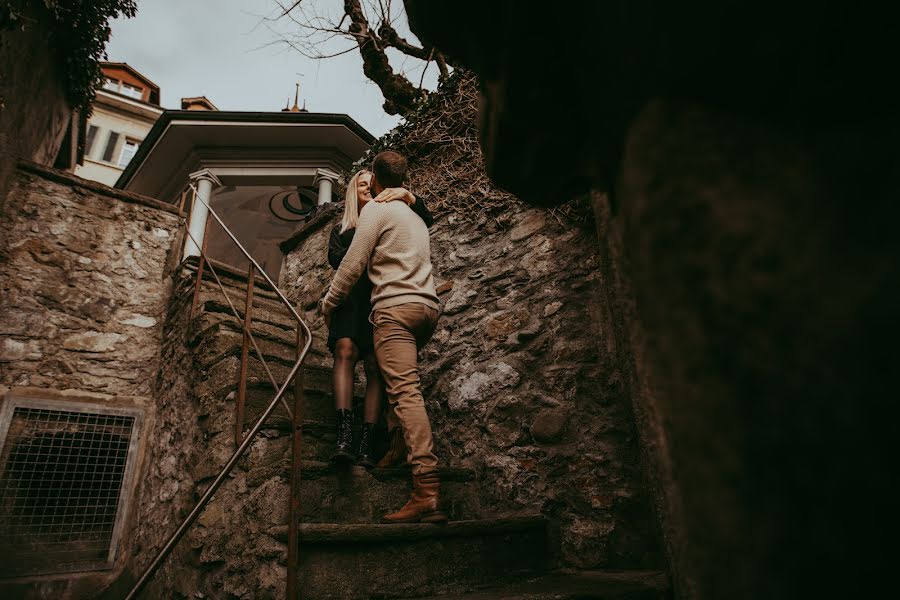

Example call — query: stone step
[197,345,335,394]
[296,471,481,524]
[298,418,384,463]
[191,321,301,370]
[195,404,405,468]
[179,258,306,325]
[195,294,298,338]
[293,417,465,466]
[236,459,480,523]
[298,460,476,483]
[413,570,670,600]
[183,255,282,299]
[194,355,363,427]
[197,372,363,435]
[269,516,550,599]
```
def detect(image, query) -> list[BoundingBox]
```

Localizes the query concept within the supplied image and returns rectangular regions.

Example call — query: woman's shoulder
[332,225,355,241]
[330,223,355,235]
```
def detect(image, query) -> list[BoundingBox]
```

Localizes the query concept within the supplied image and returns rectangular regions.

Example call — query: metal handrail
[125,186,311,599]
[188,244,294,423]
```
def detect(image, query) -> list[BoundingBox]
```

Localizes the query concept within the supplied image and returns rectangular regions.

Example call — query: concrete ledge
[16,160,184,216]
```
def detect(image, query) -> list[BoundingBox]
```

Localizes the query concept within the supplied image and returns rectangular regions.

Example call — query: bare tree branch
[268,0,453,116]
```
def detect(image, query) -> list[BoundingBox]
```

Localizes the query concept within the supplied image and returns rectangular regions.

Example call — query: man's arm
[321,205,383,314]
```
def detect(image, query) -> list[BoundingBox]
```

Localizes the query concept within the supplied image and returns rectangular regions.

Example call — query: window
[102,131,120,163]
[117,139,139,167]
[0,396,144,576]
[121,83,144,100]
[102,78,119,92]
[84,125,99,157]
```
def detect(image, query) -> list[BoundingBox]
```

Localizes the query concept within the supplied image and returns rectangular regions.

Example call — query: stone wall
[279,205,342,367]
[0,162,183,597]
[280,202,662,569]
[0,163,181,394]
[124,273,206,599]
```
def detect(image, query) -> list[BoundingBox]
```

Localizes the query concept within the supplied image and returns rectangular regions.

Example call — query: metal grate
[0,397,143,577]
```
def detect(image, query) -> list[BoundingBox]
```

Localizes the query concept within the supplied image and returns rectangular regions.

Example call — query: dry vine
[345,70,593,229]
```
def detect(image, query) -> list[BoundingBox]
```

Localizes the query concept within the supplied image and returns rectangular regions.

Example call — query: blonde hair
[340,169,372,234]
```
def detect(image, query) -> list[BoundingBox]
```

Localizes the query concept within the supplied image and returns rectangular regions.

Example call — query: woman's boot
[331,409,355,462]
[356,422,376,469]
[375,426,408,468]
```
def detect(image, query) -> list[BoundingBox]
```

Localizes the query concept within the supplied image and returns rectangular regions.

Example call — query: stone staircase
[183,261,669,600]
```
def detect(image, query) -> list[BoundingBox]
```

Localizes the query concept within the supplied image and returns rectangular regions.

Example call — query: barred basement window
[0,397,143,577]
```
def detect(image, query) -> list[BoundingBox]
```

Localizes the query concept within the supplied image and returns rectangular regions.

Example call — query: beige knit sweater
[321,201,439,314]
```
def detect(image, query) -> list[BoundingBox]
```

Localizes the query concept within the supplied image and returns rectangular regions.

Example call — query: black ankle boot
[331,409,355,462]
[356,422,376,469]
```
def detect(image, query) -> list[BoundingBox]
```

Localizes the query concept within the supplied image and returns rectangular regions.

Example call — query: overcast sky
[106,0,439,138]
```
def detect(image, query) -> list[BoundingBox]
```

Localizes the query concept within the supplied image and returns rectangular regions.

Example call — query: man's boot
[356,422,376,469]
[382,472,447,523]
[375,426,408,468]
[330,409,355,462]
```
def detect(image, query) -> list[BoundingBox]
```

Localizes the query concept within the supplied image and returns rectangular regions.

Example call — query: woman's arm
[328,226,350,270]
[410,195,434,228]
[374,188,434,228]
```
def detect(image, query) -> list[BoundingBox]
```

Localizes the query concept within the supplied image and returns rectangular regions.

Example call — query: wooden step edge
[267,515,546,544]
[227,458,473,483]
[299,460,476,482]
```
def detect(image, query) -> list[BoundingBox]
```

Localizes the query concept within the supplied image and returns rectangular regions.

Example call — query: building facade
[73,63,163,186]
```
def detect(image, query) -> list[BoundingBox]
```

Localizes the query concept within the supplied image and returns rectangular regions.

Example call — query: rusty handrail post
[190,214,212,317]
[287,325,305,598]
[235,262,256,446]
[124,358,306,600]
[125,184,312,599]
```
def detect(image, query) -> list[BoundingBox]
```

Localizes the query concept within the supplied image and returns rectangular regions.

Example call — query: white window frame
[84,124,100,158]
[117,138,140,167]
[121,83,144,100]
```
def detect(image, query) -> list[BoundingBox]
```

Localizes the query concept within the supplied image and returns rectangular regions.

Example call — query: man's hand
[373,187,415,206]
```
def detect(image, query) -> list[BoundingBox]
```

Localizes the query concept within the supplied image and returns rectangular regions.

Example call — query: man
[320,150,445,523]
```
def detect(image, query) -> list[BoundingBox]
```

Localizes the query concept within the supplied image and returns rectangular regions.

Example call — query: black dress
[326,197,434,356]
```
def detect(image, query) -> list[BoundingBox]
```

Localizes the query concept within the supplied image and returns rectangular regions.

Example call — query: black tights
[332,338,384,424]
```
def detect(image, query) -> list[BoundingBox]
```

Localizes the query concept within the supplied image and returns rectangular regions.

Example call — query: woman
[327,169,433,467]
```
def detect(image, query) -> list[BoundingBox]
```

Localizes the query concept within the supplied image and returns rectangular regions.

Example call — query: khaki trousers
[372,302,440,475]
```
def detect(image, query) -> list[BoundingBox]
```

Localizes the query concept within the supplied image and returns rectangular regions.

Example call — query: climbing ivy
[1,0,137,114]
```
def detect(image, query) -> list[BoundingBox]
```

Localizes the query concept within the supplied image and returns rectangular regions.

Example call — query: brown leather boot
[382,472,447,524]
[375,426,408,468]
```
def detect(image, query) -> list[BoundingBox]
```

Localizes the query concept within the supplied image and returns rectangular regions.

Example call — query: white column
[314,168,339,206]
[183,169,222,260]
